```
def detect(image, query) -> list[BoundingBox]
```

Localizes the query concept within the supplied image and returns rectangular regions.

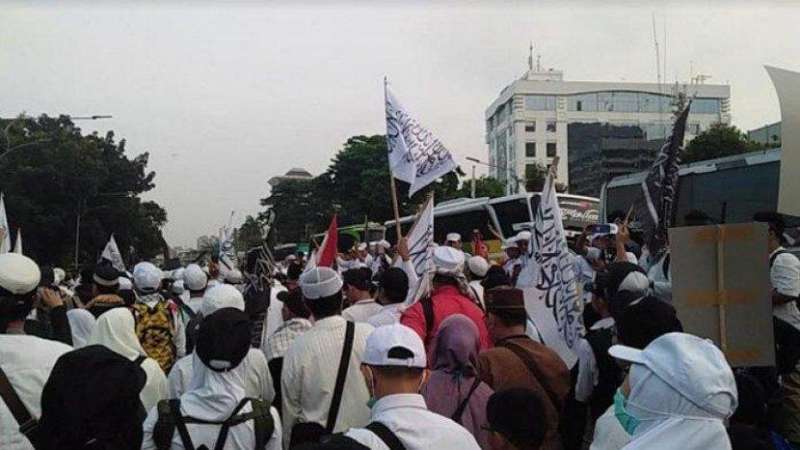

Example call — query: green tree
[525,162,547,192]
[236,215,264,252]
[682,122,765,164]
[0,115,168,268]
[455,176,506,198]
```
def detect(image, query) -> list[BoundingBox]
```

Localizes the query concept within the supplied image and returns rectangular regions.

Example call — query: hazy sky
[3,1,799,247]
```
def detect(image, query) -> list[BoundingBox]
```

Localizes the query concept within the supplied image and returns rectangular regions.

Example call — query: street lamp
[465,156,526,194]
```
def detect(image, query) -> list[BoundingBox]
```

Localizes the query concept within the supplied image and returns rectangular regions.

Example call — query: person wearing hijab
[422,314,493,448]
[401,246,491,357]
[88,307,168,412]
[1,253,72,450]
[608,332,738,450]
[141,308,281,450]
[38,345,147,450]
[166,284,275,405]
[67,308,97,348]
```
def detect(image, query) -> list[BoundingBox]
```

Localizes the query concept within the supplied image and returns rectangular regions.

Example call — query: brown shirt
[477,335,570,450]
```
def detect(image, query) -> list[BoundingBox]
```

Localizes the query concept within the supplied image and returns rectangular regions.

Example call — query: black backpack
[152,397,273,450]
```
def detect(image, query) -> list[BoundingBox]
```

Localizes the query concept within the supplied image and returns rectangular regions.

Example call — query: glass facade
[690,98,722,114]
[525,95,557,111]
[567,91,677,114]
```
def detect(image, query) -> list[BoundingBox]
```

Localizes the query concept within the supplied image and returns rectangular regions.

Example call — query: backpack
[322,422,406,450]
[152,398,274,450]
[133,300,177,373]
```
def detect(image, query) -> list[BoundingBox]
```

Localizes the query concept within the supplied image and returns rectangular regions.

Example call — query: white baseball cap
[300,267,343,300]
[0,253,40,295]
[467,256,490,278]
[363,323,426,368]
[446,232,461,243]
[609,332,737,417]
[183,264,208,291]
[133,262,162,293]
[432,246,465,273]
[201,284,245,316]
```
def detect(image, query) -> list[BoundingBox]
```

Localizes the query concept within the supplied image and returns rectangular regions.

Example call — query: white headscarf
[181,352,250,421]
[88,307,146,360]
[67,309,96,348]
[622,363,736,450]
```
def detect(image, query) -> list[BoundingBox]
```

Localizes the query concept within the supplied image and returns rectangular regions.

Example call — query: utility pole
[471,165,476,198]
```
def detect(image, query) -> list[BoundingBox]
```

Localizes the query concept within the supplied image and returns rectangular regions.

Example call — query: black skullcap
[486,388,547,449]
[342,267,371,292]
[376,268,408,304]
[196,307,252,372]
[615,296,683,349]
[482,265,511,291]
[39,345,147,450]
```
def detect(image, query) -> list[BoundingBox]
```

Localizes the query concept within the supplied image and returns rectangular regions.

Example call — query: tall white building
[485,62,730,196]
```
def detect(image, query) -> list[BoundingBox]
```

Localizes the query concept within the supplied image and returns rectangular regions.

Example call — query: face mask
[614,389,639,435]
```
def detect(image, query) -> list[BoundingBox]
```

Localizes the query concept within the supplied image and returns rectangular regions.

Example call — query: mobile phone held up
[588,224,619,235]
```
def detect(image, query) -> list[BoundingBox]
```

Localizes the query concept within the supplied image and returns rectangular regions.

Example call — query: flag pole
[385,76,403,240]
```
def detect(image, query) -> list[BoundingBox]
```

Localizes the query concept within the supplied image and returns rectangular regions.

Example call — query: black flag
[638,101,691,254]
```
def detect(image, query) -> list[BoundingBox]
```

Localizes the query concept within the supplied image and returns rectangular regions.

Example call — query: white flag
[385,82,458,197]
[0,193,9,254]
[406,195,435,280]
[523,172,583,368]
[101,234,126,272]
[12,229,22,255]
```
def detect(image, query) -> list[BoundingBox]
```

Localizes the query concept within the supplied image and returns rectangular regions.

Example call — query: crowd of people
[0,210,799,450]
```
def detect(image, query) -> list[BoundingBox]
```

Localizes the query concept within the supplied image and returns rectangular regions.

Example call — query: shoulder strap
[153,400,177,450]
[134,355,147,366]
[451,377,481,423]
[365,422,406,450]
[326,321,355,433]
[213,398,253,450]
[169,399,196,450]
[501,340,562,412]
[249,398,274,450]
[421,296,435,342]
[0,366,41,448]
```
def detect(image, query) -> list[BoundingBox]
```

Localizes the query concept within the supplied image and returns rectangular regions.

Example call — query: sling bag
[0,366,43,449]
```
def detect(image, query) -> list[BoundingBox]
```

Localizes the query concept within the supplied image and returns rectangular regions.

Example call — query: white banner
[524,173,582,368]
[385,83,458,197]
[101,234,126,272]
[0,193,10,254]
[406,195,435,280]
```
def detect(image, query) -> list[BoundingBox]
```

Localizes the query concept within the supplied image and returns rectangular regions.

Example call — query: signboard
[669,223,775,367]
[766,66,800,217]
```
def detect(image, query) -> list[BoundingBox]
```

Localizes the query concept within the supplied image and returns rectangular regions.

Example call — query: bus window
[435,209,493,246]
[558,197,600,231]
[491,198,532,237]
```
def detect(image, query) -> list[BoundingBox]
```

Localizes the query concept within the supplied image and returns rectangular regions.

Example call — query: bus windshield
[491,197,532,238]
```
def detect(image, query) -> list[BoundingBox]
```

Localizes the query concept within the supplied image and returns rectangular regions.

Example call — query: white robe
[88,307,168,412]
[142,353,281,450]
[0,335,72,450]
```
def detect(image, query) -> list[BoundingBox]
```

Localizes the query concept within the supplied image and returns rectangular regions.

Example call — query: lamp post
[465,156,526,194]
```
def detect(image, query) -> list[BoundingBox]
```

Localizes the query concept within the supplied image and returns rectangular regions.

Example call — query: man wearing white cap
[512,230,532,287]
[466,256,490,309]
[400,247,491,356]
[281,266,374,447]
[176,263,208,324]
[607,332,737,450]
[0,253,72,450]
[445,232,472,260]
[131,262,186,373]
[338,324,481,449]
[357,242,374,270]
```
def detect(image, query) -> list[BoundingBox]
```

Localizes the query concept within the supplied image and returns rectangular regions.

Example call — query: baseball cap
[196,308,252,372]
[183,264,208,291]
[132,262,162,293]
[300,267,343,300]
[201,284,245,316]
[0,253,41,295]
[609,332,737,417]
[362,323,426,368]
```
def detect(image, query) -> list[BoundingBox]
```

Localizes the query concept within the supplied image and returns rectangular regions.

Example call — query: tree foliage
[682,122,765,164]
[262,134,505,243]
[235,215,264,252]
[0,115,168,269]
[525,162,547,193]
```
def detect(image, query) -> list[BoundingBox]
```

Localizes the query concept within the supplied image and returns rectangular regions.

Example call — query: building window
[525,122,536,132]
[690,98,721,114]
[525,142,536,157]
[547,142,557,157]
[525,95,557,111]
[546,120,557,132]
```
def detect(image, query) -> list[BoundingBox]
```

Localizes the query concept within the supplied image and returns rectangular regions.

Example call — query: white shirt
[281,316,374,447]
[575,317,615,402]
[0,334,72,450]
[342,299,383,323]
[345,394,481,450]
[167,349,275,402]
[367,303,405,328]
[771,248,800,330]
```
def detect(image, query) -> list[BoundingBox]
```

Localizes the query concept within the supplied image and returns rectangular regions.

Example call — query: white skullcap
[183,264,208,291]
[224,269,244,284]
[171,279,185,295]
[300,267,343,300]
[0,253,41,295]
[357,243,368,252]
[53,267,66,285]
[516,230,532,242]
[201,284,245,316]
[118,277,133,291]
[467,256,490,278]
[363,324,426,368]
[133,262,162,293]
[501,238,518,250]
[446,232,461,243]
[433,246,465,273]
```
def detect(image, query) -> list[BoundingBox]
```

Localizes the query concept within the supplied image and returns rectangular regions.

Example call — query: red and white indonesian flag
[317,215,338,268]
[385,82,458,197]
